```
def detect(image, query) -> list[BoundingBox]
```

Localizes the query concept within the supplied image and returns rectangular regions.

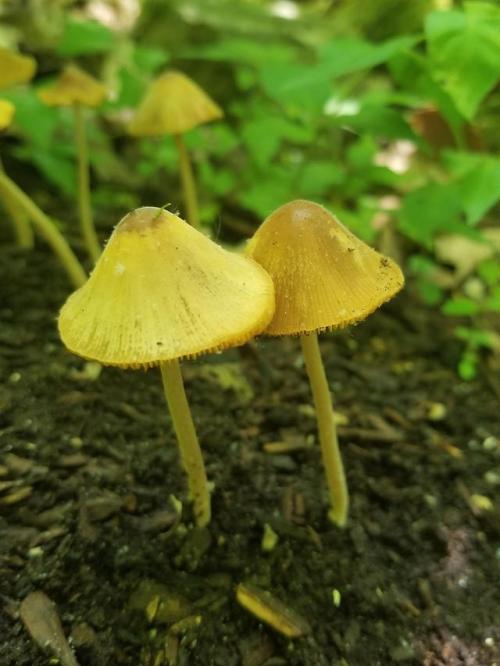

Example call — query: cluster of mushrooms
[1,51,405,528]
[59,198,403,528]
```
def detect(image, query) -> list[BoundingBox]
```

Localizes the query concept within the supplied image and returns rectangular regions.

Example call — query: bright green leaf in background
[259,35,417,112]
[184,37,296,66]
[425,2,500,119]
[3,88,58,149]
[317,35,419,78]
[444,151,500,226]
[442,297,480,316]
[241,116,312,168]
[57,18,115,56]
[399,183,463,248]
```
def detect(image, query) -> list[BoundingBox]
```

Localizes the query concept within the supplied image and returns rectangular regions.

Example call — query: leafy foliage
[1,0,499,378]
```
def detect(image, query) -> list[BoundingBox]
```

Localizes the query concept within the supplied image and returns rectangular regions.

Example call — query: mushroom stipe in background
[247,200,405,526]
[129,71,223,229]
[58,206,275,526]
[39,64,107,263]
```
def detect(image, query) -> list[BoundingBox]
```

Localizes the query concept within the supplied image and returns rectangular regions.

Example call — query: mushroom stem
[174,133,200,229]
[300,333,349,527]
[0,159,33,248]
[160,359,211,527]
[74,102,101,262]
[0,170,86,288]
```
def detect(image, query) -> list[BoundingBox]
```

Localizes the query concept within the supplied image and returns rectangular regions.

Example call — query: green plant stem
[74,103,101,262]
[300,332,349,527]
[0,170,86,288]
[160,359,211,527]
[0,160,33,248]
[174,133,200,229]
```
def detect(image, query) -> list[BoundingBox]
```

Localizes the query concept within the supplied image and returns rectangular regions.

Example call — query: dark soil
[1,244,499,666]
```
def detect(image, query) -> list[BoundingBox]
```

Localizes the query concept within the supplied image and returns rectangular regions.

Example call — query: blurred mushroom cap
[38,64,107,107]
[0,99,15,130]
[58,207,275,367]
[0,48,36,89]
[246,199,404,336]
[128,70,223,137]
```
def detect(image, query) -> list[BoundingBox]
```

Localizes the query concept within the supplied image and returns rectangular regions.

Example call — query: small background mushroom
[38,64,107,263]
[128,71,223,229]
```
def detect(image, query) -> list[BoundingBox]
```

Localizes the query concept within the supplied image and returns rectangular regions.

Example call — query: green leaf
[477,259,500,287]
[241,116,312,168]
[258,61,334,111]
[184,38,296,66]
[458,349,478,380]
[31,151,76,196]
[57,18,115,56]
[346,103,416,140]
[3,88,58,148]
[398,183,463,248]
[444,151,500,225]
[259,35,417,110]
[239,166,293,218]
[425,3,500,119]
[455,326,493,348]
[485,286,500,312]
[199,162,235,196]
[298,161,344,198]
[133,45,169,72]
[442,297,480,316]
[317,35,419,77]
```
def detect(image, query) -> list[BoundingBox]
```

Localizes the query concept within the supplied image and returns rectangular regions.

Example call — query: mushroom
[128,71,223,230]
[0,47,37,248]
[58,206,275,526]
[0,99,15,131]
[38,64,107,263]
[0,47,36,89]
[246,200,404,526]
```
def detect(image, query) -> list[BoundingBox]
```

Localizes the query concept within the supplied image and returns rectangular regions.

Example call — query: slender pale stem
[174,133,200,229]
[300,333,349,527]
[0,170,86,288]
[0,160,33,248]
[74,103,101,262]
[160,359,211,527]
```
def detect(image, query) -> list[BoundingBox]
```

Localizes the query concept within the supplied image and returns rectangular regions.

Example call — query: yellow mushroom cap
[0,99,15,130]
[128,70,223,137]
[0,48,36,89]
[246,199,404,337]
[58,207,275,367]
[38,64,107,107]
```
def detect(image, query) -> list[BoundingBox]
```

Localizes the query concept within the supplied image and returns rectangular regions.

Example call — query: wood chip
[236,583,311,638]
[5,453,33,475]
[0,486,32,504]
[263,440,309,454]
[19,591,80,666]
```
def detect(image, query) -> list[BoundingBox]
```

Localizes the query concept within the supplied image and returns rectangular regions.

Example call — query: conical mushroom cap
[128,70,223,137]
[246,200,404,336]
[38,64,107,107]
[0,99,15,130]
[0,48,36,89]
[59,207,275,367]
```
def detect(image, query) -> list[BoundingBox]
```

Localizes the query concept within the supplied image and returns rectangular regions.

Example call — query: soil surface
[1,243,499,666]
